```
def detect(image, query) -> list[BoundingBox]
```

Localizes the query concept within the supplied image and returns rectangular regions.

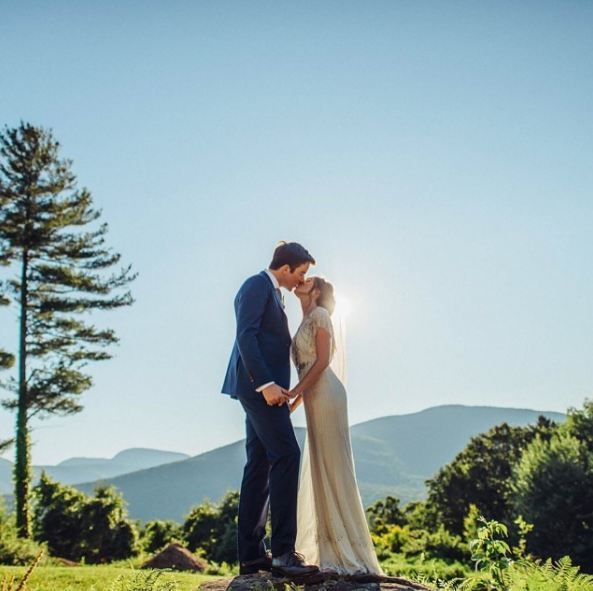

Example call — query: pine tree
[0,122,137,536]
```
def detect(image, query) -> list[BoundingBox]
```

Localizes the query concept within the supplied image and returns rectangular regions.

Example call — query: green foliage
[0,437,13,453]
[0,351,14,372]
[424,526,471,563]
[381,551,471,582]
[0,252,13,382]
[403,500,438,531]
[372,401,593,586]
[418,519,593,591]
[33,473,139,563]
[510,515,533,560]
[507,557,593,591]
[182,490,238,564]
[0,275,14,455]
[422,557,593,591]
[462,504,481,544]
[366,495,405,534]
[426,418,556,536]
[469,517,511,590]
[108,569,179,591]
[0,500,46,565]
[0,121,137,536]
[566,399,593,453]
[373,522,470,566]
[140,520,183,554]
[372,524,411,556]
[512,429,593,570]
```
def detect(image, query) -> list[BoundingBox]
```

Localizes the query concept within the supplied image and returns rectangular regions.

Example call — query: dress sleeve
[311,306,333,335]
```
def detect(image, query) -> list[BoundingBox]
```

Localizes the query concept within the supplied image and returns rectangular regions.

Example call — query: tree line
[3,399,591,578]
[0,474,239,566]
[364,399,593,578]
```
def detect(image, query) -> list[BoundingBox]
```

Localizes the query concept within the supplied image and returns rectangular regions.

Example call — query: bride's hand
[289,393,303,414]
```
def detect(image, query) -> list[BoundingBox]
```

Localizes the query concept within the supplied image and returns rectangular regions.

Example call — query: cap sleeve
[311,306,333,334]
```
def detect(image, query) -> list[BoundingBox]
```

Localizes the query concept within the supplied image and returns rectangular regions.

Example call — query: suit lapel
[261,271,287,318]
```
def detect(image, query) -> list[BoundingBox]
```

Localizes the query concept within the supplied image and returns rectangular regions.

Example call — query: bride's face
[294,277,318,301]
[294,277,313,295]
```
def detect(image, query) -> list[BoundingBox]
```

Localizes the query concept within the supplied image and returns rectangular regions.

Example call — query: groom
[222,242,319,578]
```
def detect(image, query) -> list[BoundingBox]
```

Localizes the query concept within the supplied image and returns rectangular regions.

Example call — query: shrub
[33,473,139,563]
[0,500,46,566]
[108,570,179,591]
[469,517,512,590]
[512,430,593,570]
[183,490,238,564]
[366,496,406,534]
[140,520,183,554]
[372,524,412,558]
[424,525,470,563]
[380,524,469,563]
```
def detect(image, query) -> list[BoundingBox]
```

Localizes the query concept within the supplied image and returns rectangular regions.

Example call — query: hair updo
[313,277,336,316]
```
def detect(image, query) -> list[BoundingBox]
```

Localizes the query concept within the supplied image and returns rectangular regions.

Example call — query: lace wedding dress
[291,306,384,575]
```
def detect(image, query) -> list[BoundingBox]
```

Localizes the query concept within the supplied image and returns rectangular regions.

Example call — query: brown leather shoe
[271,551,319,578]
[239,551,273,574]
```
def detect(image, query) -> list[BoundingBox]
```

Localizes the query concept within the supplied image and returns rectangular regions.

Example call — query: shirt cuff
[256,381,275,393]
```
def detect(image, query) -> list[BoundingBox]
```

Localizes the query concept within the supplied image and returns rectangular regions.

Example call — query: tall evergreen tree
[0,122,137,537]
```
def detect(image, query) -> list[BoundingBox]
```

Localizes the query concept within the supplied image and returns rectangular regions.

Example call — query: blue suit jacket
[222,271,292,399]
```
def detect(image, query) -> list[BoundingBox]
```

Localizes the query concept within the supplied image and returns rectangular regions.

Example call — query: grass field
[0,565,221,591]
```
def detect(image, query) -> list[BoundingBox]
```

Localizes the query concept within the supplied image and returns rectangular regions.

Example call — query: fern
[108,570,179,591]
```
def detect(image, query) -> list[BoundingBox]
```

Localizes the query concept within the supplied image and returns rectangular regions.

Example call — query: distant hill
[72,405,564,522]
[0,448,189,495]
[0,458,11,495]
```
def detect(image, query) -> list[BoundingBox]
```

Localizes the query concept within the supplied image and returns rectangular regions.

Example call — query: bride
[288,276,384,576]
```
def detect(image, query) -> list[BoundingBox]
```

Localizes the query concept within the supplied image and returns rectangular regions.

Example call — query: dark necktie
[276,288,285,309]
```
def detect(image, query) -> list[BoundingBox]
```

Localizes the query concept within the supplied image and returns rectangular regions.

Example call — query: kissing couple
[222,242,383,579]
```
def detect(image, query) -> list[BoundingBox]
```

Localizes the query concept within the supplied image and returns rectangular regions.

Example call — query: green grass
[380,552,470,582]
[0,565,221,591]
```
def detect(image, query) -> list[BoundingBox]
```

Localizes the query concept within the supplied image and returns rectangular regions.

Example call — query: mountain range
[1,405,565,522]
[79,404,564,521]
[0,448,189,495]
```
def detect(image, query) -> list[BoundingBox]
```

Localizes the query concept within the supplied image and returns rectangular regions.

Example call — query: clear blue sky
[1,1,592,465]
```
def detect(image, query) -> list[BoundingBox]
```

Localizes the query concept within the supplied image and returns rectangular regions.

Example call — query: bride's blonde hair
[313,277,336,315]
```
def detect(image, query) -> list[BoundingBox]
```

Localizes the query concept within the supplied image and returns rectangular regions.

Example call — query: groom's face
[281,262,310,291]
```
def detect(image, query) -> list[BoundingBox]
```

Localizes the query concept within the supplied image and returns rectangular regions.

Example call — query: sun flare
[334,294,352,318]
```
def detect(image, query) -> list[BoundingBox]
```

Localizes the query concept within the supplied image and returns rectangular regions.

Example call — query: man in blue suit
[222,242,319,578]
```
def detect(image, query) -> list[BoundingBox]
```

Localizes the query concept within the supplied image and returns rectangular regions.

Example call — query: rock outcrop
[200,571,433,591]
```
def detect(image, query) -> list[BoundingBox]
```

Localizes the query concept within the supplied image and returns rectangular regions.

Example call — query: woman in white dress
[288,276,384,576]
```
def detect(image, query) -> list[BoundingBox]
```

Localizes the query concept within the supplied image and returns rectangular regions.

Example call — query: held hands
[261,384,291,406]
[289,392,303,414]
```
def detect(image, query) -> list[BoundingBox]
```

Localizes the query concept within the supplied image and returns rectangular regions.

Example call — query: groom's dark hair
[270,241,316,271]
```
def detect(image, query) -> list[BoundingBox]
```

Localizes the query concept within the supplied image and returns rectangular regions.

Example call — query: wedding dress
[291,306,384,575]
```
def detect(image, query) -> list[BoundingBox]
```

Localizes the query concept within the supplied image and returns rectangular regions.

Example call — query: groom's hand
[261,384,290,406]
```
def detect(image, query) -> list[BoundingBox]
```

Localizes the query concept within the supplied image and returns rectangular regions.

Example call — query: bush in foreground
[421,516,593,591]
[0,500,46,566]
[33,473,139,563]
[183,491,238,564]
